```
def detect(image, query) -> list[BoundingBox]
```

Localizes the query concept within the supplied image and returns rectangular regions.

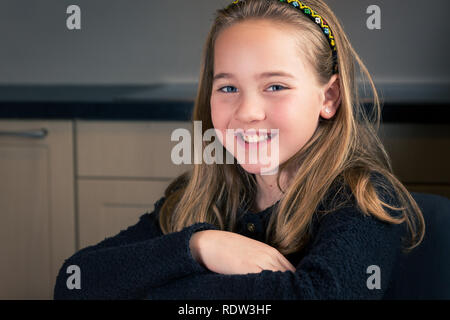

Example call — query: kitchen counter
[0,82,449,123]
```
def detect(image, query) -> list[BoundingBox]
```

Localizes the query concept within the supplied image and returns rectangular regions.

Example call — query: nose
[234,92,266,123]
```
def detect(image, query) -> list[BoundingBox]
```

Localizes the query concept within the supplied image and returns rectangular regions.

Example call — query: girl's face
[210,19,339,175]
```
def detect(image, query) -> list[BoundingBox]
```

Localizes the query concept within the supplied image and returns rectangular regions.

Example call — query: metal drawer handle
[0,128,48,139]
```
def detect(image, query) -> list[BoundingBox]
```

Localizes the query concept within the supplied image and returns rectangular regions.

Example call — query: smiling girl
[54,0,425,300]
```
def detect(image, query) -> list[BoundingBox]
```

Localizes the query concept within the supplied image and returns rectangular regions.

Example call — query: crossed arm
[53,197,403,300]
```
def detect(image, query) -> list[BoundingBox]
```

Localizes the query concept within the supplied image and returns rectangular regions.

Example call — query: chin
[238,163,280,176]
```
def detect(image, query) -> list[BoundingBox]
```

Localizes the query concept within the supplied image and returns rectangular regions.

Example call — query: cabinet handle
[0,128,48,139]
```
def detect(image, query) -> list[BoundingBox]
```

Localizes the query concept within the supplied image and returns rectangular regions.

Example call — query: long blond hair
[159,0,425,255]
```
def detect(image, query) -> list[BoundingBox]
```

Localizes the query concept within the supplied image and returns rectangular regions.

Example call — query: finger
[277,254,296,273]
[265,258,289,272]
[255,263,271,273]
[258,260,283,272]
[267,246,296,272]
[268,261,286,272]
[264,248,293,272]
[283,258,296,272]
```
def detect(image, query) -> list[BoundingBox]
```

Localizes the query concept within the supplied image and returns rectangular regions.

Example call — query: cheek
[269,95,320,154]
[266,95,310,131]
[277,94,319,126]
[210,95,228,129]
[210,96,232,147]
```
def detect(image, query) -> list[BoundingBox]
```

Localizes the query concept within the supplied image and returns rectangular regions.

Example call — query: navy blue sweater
[53,175,407,300]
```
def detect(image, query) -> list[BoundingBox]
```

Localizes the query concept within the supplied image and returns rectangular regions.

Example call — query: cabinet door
[379,123,450,199]
[379,123,450,184]
[0,120,75,299]
[77,179,172,249]
[76,120,193,178]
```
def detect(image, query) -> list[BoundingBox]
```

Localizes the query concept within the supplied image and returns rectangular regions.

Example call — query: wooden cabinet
[75,120,193,250]
[77,179,172,249]
[0,120,75,299]
[379,123,450,199]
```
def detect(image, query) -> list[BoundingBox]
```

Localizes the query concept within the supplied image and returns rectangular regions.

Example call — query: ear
[319,74,341,119]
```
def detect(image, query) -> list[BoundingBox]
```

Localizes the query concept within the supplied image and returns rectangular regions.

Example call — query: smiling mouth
[235,131,277,144]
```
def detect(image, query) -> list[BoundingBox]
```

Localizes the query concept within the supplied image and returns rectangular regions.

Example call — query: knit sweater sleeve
[53,197,218,300]
[144,203,406,300]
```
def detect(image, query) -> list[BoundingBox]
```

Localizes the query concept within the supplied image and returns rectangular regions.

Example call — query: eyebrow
[212,71,296,82]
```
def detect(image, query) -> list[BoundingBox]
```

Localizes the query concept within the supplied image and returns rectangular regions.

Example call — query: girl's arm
[145,205,406,300]
[53,197,219,300]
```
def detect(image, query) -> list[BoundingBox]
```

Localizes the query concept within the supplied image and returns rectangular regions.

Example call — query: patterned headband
[226,0,339,74]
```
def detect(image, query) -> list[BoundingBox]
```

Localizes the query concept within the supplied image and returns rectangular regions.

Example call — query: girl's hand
[189,230,296,275]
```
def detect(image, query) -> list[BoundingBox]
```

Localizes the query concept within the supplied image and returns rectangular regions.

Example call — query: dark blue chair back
[385,192,450,299]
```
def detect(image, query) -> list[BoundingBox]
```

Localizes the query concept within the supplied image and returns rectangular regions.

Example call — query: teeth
[240,133,270,143]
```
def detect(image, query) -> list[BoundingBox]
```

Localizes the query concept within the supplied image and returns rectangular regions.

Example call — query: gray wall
[0,0,449,85]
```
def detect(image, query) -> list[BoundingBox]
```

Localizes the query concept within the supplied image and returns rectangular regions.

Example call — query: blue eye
[219,86,238,93]
[268,85,286,91]
[218,85,287,93]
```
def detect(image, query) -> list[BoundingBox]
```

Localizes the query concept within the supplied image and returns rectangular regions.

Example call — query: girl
[54,0,425,300]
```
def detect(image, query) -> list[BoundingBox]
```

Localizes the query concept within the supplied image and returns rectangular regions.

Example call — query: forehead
[213,19,310,79]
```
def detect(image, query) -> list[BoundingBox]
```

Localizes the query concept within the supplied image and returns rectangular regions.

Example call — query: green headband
[226,0,339,74]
